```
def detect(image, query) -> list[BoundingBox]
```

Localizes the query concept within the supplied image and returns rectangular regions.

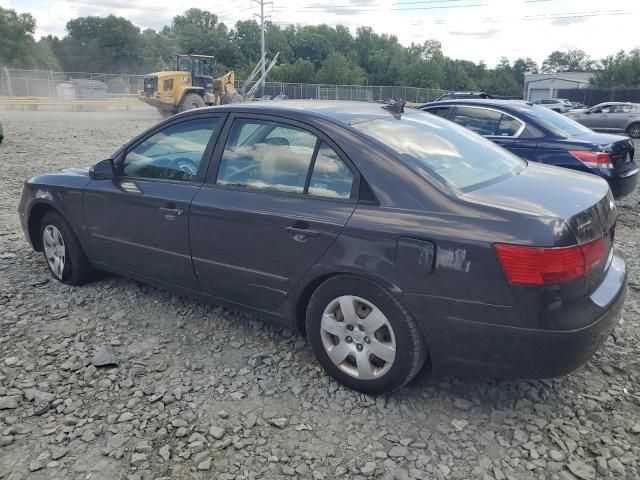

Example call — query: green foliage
[270,59,316,83]
[0,6,42,68]
[6,6,640,96]
[541,49,593,73]
[591,50,640,88]
[315,52,365,85]
[54,15,144,73]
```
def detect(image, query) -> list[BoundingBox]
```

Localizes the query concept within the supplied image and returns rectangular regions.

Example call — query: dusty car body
[19,101,627,393]
[566,102,640,138]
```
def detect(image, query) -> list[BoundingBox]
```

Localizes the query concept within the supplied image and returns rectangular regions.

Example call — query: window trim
[205,112,361,202]
[116,112,226,185]
[448,105,526,139]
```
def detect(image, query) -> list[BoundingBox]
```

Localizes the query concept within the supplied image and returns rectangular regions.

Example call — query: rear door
[84,114,223,290]
[189,114,358,311]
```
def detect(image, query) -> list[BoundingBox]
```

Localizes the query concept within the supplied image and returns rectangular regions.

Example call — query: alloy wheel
[320,295,396,380]
[629,124,640,138]
[43,224,65,279]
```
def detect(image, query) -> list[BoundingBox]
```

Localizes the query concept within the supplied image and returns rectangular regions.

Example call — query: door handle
[159,206,184,217]
[285,227,320,242]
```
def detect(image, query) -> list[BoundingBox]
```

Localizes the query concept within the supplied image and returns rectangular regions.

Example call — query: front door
[189,115,358,311]
[84,115,222,290]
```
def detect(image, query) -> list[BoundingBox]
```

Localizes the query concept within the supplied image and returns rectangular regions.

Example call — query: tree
[172,9,233,67]
[270,58,316,83]
[592,50,640,88]
[315,52,365,85]
[0,7,43,68]
[542,49,594,73]
[141,29,177,73]
[512,57,538,85]
[55,15,144,73]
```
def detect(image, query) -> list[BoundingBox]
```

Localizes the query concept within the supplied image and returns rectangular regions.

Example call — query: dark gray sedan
[18,101,626,393]
[566,102,640,138]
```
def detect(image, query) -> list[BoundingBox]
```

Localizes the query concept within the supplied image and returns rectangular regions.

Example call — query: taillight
[494,237,606,285]
[569,151,613,169]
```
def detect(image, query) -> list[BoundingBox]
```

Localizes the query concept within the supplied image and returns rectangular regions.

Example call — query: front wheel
[40,211,94,285]
[178,93,205,112]
[306,275,427,394]
[627,122,640,139]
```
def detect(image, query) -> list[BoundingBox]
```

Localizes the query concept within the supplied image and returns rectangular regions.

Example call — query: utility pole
[253,0,272,97]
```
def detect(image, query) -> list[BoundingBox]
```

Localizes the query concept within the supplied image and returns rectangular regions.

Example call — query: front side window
[452,107,502,136]
[217,119,317,193]
[353,112,525,191]
[122,118,218,181]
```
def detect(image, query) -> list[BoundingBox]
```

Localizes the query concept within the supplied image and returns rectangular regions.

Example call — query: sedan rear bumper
[608,167,638,198]
[405,250,627,378]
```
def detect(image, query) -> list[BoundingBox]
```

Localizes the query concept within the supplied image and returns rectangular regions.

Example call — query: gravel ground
[0,110,639,480]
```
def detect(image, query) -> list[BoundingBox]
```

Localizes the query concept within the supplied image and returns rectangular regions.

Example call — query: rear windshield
[523,105,592,137]
[353,112,526,191]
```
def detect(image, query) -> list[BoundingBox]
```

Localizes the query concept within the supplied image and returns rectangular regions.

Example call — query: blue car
[418,100,638,197]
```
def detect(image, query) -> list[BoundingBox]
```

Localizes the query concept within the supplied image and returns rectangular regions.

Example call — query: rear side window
[423,107,452,119]
[496,114,523,136]
[217,119,316,193]
[216,119,355,199]
[308,143,354,198]
[353,113,525,191]
[452,107,502,136]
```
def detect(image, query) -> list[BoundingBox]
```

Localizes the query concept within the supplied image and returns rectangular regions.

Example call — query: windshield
[353,112,526,192]
[522,105,592,137]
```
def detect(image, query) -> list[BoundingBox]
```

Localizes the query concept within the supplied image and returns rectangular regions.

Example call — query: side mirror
[89,159,114,180]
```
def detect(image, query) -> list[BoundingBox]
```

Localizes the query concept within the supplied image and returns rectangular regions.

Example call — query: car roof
[178,100,407,126]
[420,98,535,111]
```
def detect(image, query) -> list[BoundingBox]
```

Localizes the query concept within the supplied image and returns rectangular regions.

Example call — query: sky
[3,0,640,67]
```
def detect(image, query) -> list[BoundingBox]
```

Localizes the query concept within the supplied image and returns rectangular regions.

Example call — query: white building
[524,72,594,101]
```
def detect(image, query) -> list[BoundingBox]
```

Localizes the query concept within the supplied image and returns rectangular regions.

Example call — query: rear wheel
[40,211,94,285]
[627,122,640,139]
[306,275,427,394]
[178,93,205,112]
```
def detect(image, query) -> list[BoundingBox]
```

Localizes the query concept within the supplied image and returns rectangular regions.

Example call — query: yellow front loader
[140,54,244,116]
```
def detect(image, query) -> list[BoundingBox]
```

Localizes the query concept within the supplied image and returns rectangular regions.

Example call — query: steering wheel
[225,163,260,181]
[164,157,199,181]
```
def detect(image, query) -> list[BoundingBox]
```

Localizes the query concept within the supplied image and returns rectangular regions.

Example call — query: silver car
[566,102,640,138]
[532,98,573,113]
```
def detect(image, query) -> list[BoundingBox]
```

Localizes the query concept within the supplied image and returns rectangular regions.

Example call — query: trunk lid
[570,132,636,175]
[466,162,617,288]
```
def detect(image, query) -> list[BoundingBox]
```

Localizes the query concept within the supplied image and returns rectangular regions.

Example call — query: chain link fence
[1,66,445,104]
[0,67,145,99]
[246,81,446,104]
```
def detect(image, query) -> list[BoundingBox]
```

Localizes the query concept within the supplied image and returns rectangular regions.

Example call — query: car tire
[626,122,640,139]
[40,211,95,285]
[306,275,427,394]
[178,93,205,112]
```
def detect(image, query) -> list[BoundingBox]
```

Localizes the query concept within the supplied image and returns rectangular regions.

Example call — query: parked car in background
[532,98,574,113]
[566,102,640,139]
[568,101,587,110]
[434,91,492,101]
[419,99,638,197]
[19,101,627,393]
